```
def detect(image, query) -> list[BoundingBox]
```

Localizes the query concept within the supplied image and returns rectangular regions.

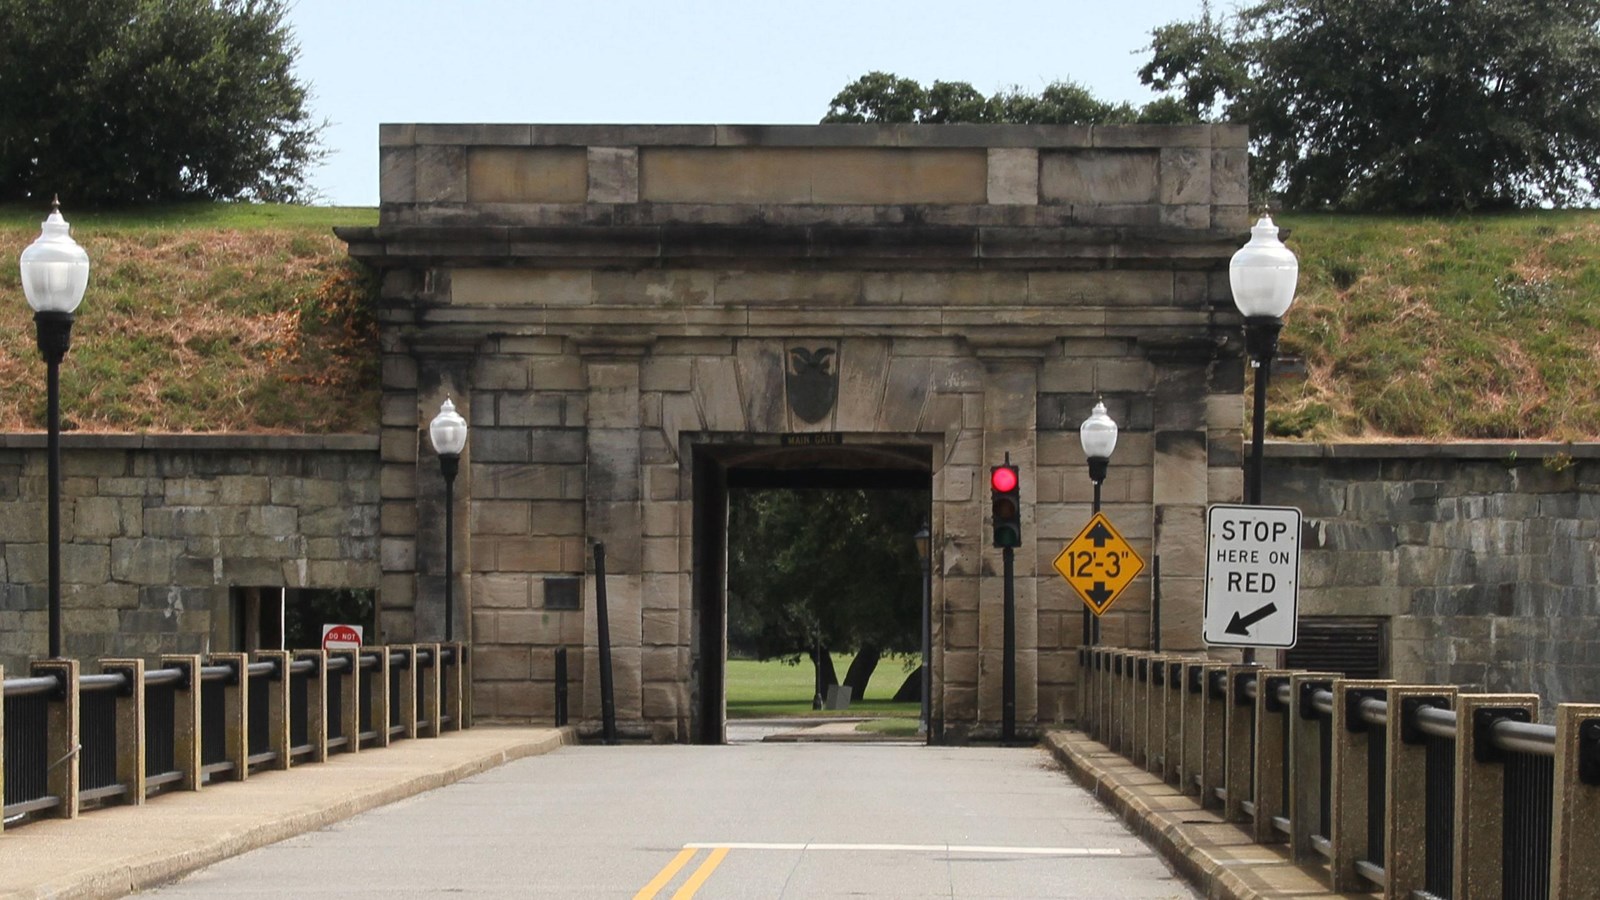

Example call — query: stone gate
[339,123,1251,742]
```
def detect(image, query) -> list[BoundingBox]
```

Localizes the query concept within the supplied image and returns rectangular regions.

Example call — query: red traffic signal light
[990,465,1018,494]
[990,463,1021,549]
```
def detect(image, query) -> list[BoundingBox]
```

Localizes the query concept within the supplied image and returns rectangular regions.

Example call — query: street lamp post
[1230,214,1300,506]
[20,199,90,659]
[913,518,931,738]
[1079,401,1118,647]
[1231,213,1299,666]
[428,398,468,642]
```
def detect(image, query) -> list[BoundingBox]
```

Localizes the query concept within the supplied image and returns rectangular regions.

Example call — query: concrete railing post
[294,650,330,763]
[1383,685,1455,898]
[1329,678,1392,892]
[442,643,465,731]
[460,643,473,727]
[1223,664,1260,823]
[1198,662,1230,810]
[160,655,202,790]
[1287,672,1337,863]
[394,645,418,739]
[1108,651,1124,752]
[100,657,146,804]
[253,651,292,770]
[1549,703,1600,898]
[1252,669,1293,843]
[0,664,4,829]
[1076,648,1089,733]
[1145,654,1170,774]
[1452,693,1538,900]
[329,648,361,754]
[1163,658,1186,787]
[1093,649,1108,742]
[366,647,391,748]
[31,659,79,818]
[418,643,442,738]
[1128,652,1148,763]
[206,653,249,782]
[1178,660,1209,797]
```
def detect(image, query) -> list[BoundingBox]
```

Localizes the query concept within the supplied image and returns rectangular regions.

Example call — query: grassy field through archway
[726,653,920,718]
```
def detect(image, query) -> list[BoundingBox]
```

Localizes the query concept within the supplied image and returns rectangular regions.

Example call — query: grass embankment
[0,203,378,434]
[726,654,921,719]
[1273,211,1600,441]
[3,202,1599,440]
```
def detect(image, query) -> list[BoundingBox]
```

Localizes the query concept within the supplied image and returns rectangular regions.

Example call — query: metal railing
[0,644,470,831]
[1079,647,1600,899]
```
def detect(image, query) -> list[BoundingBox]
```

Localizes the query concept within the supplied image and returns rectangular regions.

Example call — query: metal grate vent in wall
[1284,617,1387,678]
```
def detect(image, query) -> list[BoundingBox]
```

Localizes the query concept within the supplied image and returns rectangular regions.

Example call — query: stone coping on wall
[378,122,1243,150]
[0,433,379,452]
[1264,440,1600,460]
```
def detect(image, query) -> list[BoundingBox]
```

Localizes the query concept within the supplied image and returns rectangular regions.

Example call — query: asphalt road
[142,741,1196,898]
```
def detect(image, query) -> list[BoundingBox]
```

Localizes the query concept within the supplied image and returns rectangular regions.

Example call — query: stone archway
[340,123,1248,742]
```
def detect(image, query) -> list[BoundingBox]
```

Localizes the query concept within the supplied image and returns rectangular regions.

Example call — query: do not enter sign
[322,623,363,651]
[1203,504,1301,649]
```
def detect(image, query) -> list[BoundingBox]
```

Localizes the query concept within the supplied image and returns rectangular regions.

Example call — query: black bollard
[594,542,618,744]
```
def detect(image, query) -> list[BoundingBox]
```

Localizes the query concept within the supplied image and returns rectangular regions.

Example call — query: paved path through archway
[144,742,1196,898]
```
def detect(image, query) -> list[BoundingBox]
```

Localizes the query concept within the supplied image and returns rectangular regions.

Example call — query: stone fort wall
[1266,442,1600,709]
[0,435,379,672]
[1,434,1596,717]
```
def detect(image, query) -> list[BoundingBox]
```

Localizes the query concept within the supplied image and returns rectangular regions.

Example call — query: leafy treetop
[0,0,325,205]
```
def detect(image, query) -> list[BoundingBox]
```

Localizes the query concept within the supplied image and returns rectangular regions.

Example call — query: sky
[282,1,1207,207]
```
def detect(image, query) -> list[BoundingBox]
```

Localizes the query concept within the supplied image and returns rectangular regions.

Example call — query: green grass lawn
[726,654,921,718]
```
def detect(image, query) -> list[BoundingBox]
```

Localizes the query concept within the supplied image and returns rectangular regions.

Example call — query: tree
[727,487,927,699]
[823,72,1192,126]
[0,0,325,205]
[1140,0,1600,211]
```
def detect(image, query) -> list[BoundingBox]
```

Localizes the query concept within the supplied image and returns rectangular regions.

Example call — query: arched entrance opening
[691,440,933,744]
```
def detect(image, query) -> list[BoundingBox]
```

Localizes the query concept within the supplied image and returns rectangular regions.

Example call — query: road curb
[1042,730,1371,900]
[0,726,574,900]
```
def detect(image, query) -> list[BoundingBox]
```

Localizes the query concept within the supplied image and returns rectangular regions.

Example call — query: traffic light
[991,463,1021,548]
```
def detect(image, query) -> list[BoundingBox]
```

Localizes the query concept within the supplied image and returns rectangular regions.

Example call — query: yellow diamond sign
[1054,512,1145,616]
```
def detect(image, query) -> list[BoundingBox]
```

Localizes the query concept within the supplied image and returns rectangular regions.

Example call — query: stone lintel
[379,123,1235,150]
[573,336,655,359]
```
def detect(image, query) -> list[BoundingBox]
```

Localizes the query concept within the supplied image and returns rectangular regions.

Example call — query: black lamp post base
[34,311,74,365]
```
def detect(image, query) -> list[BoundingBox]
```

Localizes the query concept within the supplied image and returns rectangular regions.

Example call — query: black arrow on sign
[1225,602,1278,636]
[1085,521,1114,548]
[1086,582,1113,608]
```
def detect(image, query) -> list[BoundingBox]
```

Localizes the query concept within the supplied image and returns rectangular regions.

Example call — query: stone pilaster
[580,340,648,732]
[410,337,478,647]
[973,341,1047,735]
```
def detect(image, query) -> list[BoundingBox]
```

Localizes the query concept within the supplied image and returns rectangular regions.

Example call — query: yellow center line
[670,846,730,899]
[633,847,699,900]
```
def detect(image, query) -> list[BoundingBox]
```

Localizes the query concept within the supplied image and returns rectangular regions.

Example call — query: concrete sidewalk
[0,726,572,900]
[1044,730,1375,900]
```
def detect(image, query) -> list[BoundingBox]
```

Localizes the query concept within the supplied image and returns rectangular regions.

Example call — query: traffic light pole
[1002,545,1016,743]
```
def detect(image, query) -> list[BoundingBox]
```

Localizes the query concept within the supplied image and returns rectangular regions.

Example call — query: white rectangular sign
[1204,504,1301,649]
[321,623,364,651]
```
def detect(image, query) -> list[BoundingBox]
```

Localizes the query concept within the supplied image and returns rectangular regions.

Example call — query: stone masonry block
[987,148,1039,205]
[1160,147,1211,206]
[588,147,639,203]
[1039,149,1158,205]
